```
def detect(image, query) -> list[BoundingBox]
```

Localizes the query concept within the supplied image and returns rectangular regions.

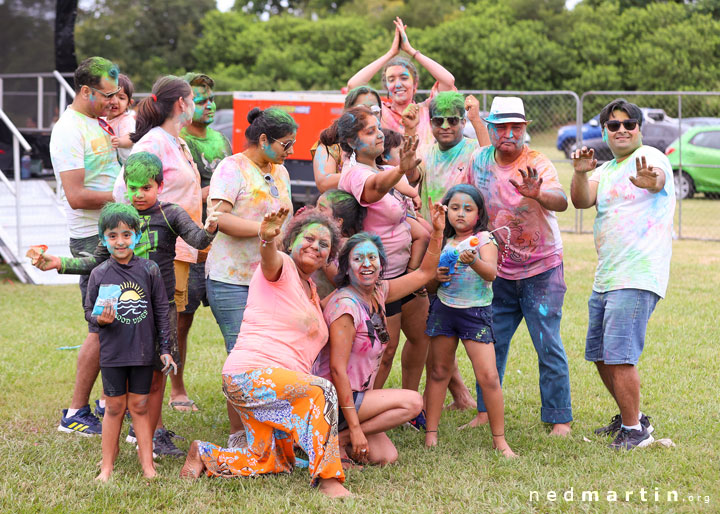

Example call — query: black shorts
[101,365,154,397]
[384,271,416,317]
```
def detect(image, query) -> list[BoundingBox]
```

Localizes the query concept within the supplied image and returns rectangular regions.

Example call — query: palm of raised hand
[260,208,289,240]
[509,166,543,199]
[573,147,597,173]
[629,156,659,190]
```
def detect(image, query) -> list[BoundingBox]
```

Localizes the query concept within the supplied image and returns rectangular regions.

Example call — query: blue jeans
[206,278,249,353]
[475,264,573,424]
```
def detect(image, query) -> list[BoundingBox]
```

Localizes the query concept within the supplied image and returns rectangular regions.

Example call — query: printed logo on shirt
[116,281,149,325]
[90,136,112,154]
[134,216,158,259]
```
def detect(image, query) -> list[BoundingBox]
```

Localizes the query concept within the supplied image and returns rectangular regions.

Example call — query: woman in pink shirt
[180,208,351,499]
[312,199,445,466]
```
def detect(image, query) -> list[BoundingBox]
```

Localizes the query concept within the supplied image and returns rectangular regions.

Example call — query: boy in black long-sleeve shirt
[36,151,218,456]
[87,202,177,481]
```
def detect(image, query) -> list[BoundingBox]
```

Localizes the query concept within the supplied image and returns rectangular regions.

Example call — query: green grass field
[0,234,718,513]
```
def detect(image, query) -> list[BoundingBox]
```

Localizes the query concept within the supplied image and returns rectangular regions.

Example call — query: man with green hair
[50,56,122,436]
[171,72,232,411]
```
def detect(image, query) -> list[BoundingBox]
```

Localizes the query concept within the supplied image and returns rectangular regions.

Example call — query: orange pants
[197,368,345,485]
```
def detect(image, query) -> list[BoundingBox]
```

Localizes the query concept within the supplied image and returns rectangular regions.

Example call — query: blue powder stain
[538,304,548,316]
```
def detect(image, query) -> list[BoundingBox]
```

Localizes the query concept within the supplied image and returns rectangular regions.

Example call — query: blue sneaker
[94,399,105,418]
[405,409,427,431]
[609,426,655,450]
[58,405,102,436]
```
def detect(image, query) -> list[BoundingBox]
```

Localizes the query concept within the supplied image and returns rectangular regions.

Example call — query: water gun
[438,236,480,287]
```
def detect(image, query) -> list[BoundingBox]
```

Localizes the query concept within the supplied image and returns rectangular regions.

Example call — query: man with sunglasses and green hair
[571,98,675,450]
[50,56,122,436]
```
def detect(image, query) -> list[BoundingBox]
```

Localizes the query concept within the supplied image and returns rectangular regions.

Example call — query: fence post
[677,94,682,240]
[13,136,22,257]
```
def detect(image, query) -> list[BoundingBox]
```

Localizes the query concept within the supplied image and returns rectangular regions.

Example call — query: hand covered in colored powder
[33,252,61,271]
[401,103,420,133]
[259,207,290,243]
[436,266,452,282]
[204,200,221,233]
[465,95,481,122]
[96,303,116,326]
[390,22,401,55]
[509,166,544,200]
[160,353,178,376]
[394,17,413,53]
[630,155,661,191]
[399,135,421,173]
[458,249,476,264]
[572,146,597,173]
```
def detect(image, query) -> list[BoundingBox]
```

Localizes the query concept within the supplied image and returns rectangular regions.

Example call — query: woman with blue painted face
[312,199,446,466]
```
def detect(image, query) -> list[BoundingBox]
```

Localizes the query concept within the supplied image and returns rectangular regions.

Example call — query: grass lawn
[0,234,718,513]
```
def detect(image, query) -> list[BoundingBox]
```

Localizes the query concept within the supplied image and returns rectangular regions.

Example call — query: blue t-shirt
[437,232,496,308]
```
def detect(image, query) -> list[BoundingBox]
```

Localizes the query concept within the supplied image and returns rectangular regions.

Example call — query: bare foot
[180,440,206,479]
[318,478,352,499]
[492,438,518,458]
[424,431,438,448]
[95,468,112,482]
[458,412,489,430]
[444,399,475,411]
[143,467,158,479]
[550,423,571,437]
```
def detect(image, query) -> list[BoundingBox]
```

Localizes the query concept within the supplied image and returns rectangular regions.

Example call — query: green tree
[0,0,55,74]
[75,0,216,90]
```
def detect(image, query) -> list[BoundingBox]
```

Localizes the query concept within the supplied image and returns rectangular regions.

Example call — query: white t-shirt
[50,107,121,238]
[589,145,675,298]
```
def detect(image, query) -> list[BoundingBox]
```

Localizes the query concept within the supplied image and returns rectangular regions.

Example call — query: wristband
[412,50,421,60]
[258,228,274,247]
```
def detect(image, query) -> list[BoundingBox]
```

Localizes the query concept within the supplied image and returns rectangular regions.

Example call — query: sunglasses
[270,136,296,151]
[605,119,639,132]
[263,173,280,198]
[88,85,122,99]
[369,105,381,115]
[431,116,462,128]
[98,117,115,137]
[369,311,390,344]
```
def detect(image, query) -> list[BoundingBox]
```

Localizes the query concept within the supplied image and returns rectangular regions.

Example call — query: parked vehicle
[211,109,234,143]
[666,125,720,199]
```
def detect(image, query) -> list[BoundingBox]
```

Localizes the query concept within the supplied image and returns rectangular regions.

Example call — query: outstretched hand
[509,166,543,199]
[259,207,290,243]
[572,146,597,173]
[427,196,447,234]
[630,155,661,191]
[399,135,421,173]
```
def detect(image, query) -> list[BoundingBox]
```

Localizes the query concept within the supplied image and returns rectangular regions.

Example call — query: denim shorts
[425,297,495,343]
[206,278,250,353]
[182,261,209,314]
[584,288,660,365]
[69,234,100,305]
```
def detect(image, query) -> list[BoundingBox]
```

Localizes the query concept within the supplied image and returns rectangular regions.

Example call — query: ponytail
[131,75,191,143]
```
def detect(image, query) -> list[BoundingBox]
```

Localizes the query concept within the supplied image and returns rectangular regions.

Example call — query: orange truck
[232,91,347,208]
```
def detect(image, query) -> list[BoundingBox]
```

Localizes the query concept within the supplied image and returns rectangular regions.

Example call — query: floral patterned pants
[197,368,345,485]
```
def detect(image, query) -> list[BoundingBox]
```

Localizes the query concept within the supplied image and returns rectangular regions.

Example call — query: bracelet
[412,50,421,60]
[258,228,273,247]
[426,249,441,256]
[491,433,505,437]
[340,406,356,410]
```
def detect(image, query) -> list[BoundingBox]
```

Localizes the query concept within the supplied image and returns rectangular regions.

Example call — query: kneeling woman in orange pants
[180,208,349,498]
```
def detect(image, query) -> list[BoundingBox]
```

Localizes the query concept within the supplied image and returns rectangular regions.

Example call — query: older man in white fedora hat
[464,97,573,436]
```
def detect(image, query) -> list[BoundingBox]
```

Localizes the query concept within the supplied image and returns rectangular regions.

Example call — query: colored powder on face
[124,152,162,200]
[98,202,141,238]
[348,241,380,286]
[263,143,278,160]
[602,129,609,143]
[431,92,465,118]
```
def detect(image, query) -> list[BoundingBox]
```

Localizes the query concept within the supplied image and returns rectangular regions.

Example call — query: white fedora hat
[484,97,532,124]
